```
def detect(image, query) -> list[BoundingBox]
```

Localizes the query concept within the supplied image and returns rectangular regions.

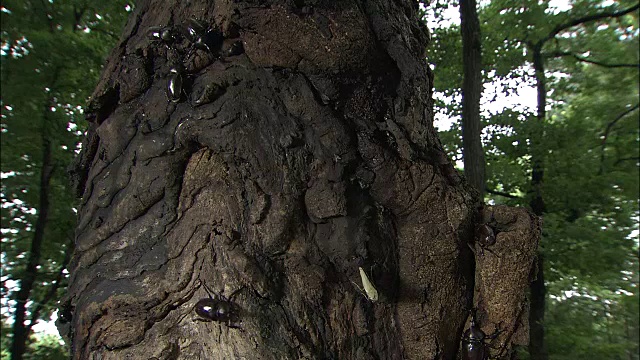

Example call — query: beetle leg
[467,242,477,255]
[482,246,500,258]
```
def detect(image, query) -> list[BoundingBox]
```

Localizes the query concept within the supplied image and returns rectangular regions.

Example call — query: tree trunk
[528,44,548,360]
[61,1,540,358]
[10,108,55,360]
[459,0,485,199]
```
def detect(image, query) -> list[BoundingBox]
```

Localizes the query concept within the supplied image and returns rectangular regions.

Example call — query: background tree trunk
[528,44,548,360]
[10,106,55,360]
[61,0,540,358]
[459,0,485,199]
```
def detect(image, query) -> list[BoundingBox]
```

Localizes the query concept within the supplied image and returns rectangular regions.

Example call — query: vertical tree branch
[26,237,74,335]
[599,104,639,174]
[528,42,548,360]
[10,109,55,360]
[459,0,486,198]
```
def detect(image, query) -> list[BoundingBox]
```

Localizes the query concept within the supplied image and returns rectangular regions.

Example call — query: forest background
[0,0,637,359]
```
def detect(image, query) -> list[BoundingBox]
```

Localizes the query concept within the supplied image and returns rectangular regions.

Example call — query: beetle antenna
[201,281,216,299]
[228,285,246,302]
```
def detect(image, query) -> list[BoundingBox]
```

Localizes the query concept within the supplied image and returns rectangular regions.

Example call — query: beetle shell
[147,26,174,42]
[195,298,232,322]
[475,224,496,247]
[166,69,183,103]
[193,37,212,52]
[226,41,244,56]
[462,318,487,360]
[147,26,163,39]
[186,18,207,42]
[201,28,224,53]
[186,18,224,54]
[462,336,486,360]
[59,304,73,324]
[159,28,173,42]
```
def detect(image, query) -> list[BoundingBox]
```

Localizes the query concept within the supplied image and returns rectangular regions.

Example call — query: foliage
[0,328,69,360]
[1,318,11,359]
[1,0,130,357]
[425,0,639,358]
[23,334,68,360]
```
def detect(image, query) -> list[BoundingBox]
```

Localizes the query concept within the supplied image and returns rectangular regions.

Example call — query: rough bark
[61,0,540,359]
[10,110,55,360]
[459,0,485,199]
[474,205,540,359]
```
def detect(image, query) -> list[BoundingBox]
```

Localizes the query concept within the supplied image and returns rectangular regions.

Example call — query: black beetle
[462,310,503,360]
[195,298,233,322]
[462,313,487,360]
[186,18,207,43]
[166,68,183,103]
[58,302,73,324]
[226,40,244,57]
[473,223,497,256]
[147,26,175,43]
[476,224,496,248]
[186,18,223,54]
[194,283,242,328]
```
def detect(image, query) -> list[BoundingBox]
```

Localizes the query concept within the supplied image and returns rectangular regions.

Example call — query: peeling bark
[61,1,540,359]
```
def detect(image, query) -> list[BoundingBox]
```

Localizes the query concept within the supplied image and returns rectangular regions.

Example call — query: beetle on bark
[461,310,503,360]
[166,67,184,103]
[147,25,175,43]
[194,283,243,329]
[185,18,224,54]
[471,223,498,256]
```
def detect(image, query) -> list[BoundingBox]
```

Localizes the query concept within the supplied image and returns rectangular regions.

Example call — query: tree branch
[38,0,55,33]
[486,187,522,199]
[614,157,640,166]
[599,104,639,173]
[546,51,640,69]
[543,4,640,44]
[26,237,74,335]
[87,26,119,41]
[72,4,88,33]
[10,99,56,359]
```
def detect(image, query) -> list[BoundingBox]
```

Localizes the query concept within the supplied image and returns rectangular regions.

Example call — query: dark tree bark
[61,1,540,358]
[10,105,55,360]
[459,0,485,199]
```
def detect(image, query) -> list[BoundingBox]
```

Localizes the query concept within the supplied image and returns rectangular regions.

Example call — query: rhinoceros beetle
[476,224,496,248]
[166,67,184,103]
[462,309,503,360]
[185,18,223,54]
[471,223,498,256]
[226,40,244,57]
[194,282,243,329]
[147,25,175,43]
